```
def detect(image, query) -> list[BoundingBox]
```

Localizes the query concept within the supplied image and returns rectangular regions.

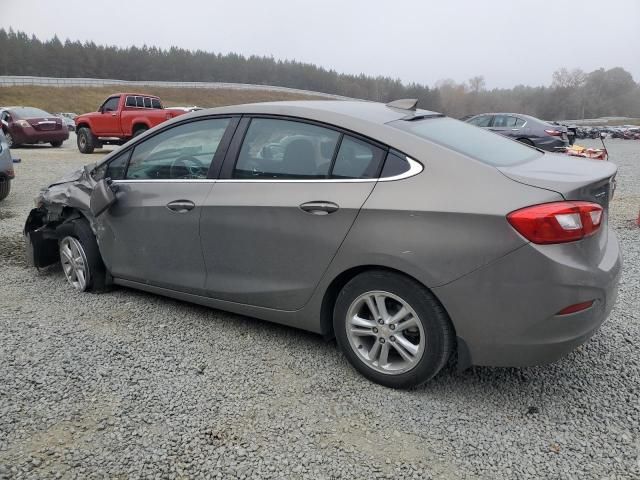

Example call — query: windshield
[12,107,52,119]
[390,117,542,167]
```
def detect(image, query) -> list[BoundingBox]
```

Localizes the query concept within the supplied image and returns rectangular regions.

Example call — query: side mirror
[90,179,118,217]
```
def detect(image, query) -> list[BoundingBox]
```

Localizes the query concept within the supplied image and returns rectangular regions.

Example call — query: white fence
[0,75,348,100]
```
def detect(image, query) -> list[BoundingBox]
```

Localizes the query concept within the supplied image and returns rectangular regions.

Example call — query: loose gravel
[0,136,638,479]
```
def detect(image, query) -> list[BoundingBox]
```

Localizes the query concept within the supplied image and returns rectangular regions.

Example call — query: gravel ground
[0,136,638,479]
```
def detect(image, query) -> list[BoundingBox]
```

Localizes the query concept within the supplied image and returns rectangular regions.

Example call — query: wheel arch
[319,264,457,342]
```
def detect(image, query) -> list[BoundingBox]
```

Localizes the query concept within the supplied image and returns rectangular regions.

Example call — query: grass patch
[0,85,327,115]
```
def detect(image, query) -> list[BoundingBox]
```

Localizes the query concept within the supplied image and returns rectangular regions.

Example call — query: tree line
[1,28,639,120]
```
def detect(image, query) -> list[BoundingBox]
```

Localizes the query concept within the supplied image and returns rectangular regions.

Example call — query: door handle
[299,201,339,215]
[111,113,117,117]
[166,200,195,213]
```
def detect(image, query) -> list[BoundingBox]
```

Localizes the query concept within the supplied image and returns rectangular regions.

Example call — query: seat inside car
[281,138,317,176]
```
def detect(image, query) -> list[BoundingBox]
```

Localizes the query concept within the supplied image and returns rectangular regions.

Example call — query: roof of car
[182,100,441,130]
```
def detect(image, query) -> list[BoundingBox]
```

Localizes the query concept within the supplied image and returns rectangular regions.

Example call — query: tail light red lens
[557,300,594,315]
[544,129,563,136]
[507,201,603,244]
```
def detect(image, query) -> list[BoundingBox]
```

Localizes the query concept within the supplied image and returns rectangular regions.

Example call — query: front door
[92,96,122,137]
[96,117,235,294]
[199,117,386,310]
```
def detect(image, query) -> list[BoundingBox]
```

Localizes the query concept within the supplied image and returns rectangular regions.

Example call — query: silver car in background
[25,100,621,388]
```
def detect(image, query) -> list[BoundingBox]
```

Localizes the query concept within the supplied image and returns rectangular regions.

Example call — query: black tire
[0,178,10,201]
[333,270,454,389]
[132,126,148,138]
[56,218,108,292]
[50,140,64,148]
[77,127,96,154]
[517,138,534,147]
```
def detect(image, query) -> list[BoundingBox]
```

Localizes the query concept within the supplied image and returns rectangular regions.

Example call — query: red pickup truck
[75,93,185,153]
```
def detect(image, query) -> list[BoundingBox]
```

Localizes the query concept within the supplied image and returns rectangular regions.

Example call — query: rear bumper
[12,128,69,145]
[434,227,622,367]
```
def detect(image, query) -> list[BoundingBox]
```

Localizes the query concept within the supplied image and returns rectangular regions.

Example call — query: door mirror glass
[90,179,118,217]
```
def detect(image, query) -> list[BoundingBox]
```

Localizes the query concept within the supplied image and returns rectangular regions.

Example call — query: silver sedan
[25,100,621,388]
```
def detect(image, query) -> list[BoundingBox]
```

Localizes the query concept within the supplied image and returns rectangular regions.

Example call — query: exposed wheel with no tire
[333,270,454,389]
[77,127,96,154]
[56,218,107,292]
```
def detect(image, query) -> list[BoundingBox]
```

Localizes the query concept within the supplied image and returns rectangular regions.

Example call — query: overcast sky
[2,0,639,88]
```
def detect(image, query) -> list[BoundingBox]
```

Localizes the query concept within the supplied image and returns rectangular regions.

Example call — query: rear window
[11,107,51,119]
[390,117,542,167]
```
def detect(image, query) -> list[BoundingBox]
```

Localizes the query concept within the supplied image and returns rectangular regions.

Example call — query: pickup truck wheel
[77,127,95,154]
[50,140,64,148]
[132,126,148,138]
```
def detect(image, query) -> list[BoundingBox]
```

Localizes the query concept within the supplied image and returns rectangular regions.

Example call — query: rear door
[97,116,237,294]
[199,116,386,310]
[489,114,521,139]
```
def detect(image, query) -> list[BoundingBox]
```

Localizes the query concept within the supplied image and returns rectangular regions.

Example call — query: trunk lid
[27,117,62,131]
[499,153,617,262]
[498,153,616,207]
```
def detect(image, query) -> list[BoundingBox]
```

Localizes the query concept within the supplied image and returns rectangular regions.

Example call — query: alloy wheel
[345,290,425,375]
[59,236,90,291]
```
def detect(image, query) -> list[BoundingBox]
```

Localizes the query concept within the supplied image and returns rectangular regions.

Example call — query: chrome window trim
[111,157,423,184]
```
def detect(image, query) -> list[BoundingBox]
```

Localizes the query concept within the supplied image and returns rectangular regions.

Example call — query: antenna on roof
[386,99,418,111]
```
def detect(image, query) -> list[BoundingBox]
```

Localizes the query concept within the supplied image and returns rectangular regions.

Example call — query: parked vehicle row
[0,106,69,148]
[25,99,621,388]
[575,125,640,140]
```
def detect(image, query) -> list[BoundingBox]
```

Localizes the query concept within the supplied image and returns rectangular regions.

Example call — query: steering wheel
[169,155,204,179]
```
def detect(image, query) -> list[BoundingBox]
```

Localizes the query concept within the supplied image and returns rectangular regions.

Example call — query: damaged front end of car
[24,164,115,268]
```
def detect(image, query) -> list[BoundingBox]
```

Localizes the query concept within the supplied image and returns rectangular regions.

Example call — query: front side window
[102,97,119,113]
[468,115,492,127]
[233,118,340,179]
[390,117,542,167]
[125,118,231,180]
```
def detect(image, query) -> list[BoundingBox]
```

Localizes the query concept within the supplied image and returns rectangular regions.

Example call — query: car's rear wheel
[333,270,454,389]
[56,219,107,292]
[50,140,63,148]
[77,127,95,154]
[0,177,10,201]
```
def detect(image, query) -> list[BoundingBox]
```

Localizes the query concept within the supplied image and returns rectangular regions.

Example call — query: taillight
[507,201,603,244]
[544,129,563,136]
[557,300,594,315]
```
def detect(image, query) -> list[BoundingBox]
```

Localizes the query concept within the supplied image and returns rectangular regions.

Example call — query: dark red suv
[0,107,69,148]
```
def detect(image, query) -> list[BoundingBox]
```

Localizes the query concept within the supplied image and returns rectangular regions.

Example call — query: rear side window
[331,136,384,179]
[390,117,542,167]
[381,151,411,178]
[493,115,518,128]
[515,117,526,127]
[233,118,340,179]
